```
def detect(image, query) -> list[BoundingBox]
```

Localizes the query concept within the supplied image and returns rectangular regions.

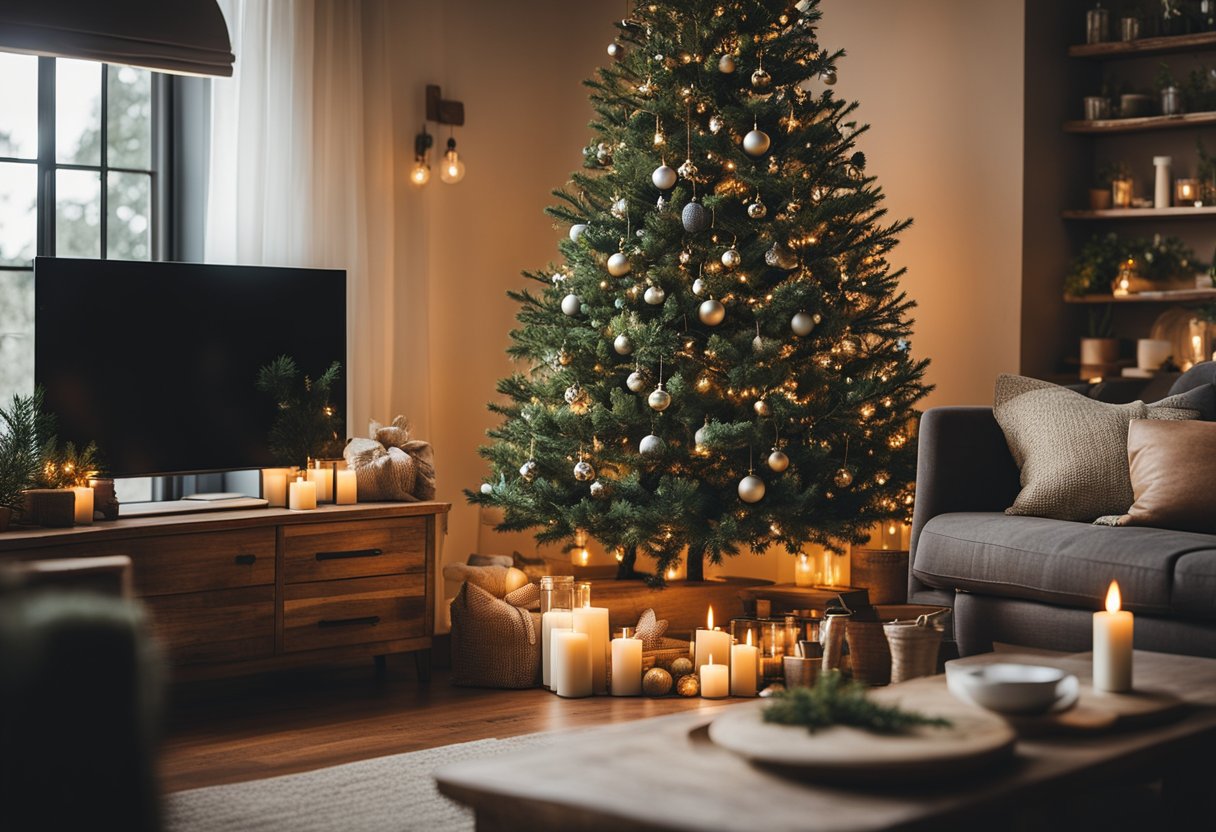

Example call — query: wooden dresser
[0,502,450,680]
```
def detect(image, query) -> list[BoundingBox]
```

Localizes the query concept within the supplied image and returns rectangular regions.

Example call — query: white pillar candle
[573,605,611,693]
[1093,580,1133,692]
[694,606,732,673]
[794,553,814,587]
[551,629,593,698]
[261,468,290,507]
[730,630,759,697]
[288,476,317,511]
[335,469,358,505]
[541,610,573,689]
[71,486,94,525]
[611,632,643,696]
[306,463,333,503]
[700,654,729,699]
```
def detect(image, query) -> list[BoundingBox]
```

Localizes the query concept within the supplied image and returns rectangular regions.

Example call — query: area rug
[164,732,565,832]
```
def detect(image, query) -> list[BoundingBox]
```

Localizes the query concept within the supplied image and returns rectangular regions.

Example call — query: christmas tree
[469,0,930,584]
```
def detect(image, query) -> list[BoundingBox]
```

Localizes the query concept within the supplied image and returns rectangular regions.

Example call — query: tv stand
[120,497,269,518]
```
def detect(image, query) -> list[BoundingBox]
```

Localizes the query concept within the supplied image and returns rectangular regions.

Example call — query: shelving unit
[1064,111,1216,134]
[1068,30,1216,59]
[1062,206,1216,220]
[1064,288,1216,304]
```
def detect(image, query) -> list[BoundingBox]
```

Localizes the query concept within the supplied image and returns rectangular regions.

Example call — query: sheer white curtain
[206,0,421,438]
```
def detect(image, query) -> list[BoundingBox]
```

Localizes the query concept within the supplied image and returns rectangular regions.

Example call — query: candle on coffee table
[1093,580,1133,692]
[700,654,729,699]
[611,627,643,696]
[730,629,758,697]
[694,606,731,672]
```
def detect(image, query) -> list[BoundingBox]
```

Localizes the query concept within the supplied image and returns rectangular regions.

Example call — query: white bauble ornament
[611,197,629,218]
[708,114,725,134]
[590,480,607,498]
[752,334,765,352]
[820,69,837,86]
[681,201,708,233]
[639,434,665,455]
[614,333,634,355]
[573,460,596,482]
[651,164,677,190]
[647,385,672,411]
[692,277,707,296]
[791,311,816,336]
[698,298,725,326]
[718,53,736,73]
[678,249,693,265]
[596,143,613,165]
[479,482,493,494]
[833,467,854,488]
[767,449,790,473]
[750,68,772,89]
[561,293,582,316]
[738,474,766,503]
[569,223,588,242]
[747,199,767,219]
[743,129,771,157]
[607,41,625,60]
[607,252,631,277]
[695,421,710,447]
[644,285,666,305]
[721,248,741,269]
[626,370,648,393]
[754,398,771,417]
[519,460,538,482]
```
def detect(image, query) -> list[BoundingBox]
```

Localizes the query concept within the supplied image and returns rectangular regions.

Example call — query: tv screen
[34,257,346,477]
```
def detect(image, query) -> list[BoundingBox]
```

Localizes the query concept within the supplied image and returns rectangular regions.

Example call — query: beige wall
[376,1,1027,601]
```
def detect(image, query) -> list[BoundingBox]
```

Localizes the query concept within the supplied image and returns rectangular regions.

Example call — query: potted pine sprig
[0,389,53,531]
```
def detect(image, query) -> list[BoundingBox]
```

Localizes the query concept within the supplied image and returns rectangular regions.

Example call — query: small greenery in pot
[0,389,54,528]
[1066,232,1202,297]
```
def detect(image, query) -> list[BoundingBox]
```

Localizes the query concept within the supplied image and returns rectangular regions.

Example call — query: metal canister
[1162,86,1183,116]
[1087,4,1110,44]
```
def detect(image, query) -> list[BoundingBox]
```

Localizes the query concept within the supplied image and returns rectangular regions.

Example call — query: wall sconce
[410,125,432,186]
[440,132,465,184]
[412,84,465,187]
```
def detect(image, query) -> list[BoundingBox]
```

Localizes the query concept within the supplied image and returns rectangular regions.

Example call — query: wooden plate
[707,698,1016,784]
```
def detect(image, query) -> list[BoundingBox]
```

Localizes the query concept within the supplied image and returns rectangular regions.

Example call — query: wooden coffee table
[435,650,1216,830]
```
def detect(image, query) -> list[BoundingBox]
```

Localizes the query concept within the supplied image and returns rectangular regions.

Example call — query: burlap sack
[343,416,436,501]
[449,580,541,689]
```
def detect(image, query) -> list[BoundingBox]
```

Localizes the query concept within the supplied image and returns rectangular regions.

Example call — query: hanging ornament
[692,277,707,296]
[607,41,625,60]
[561,293,582,316]
[569,223,587,242]
[699,297,725,326]
[820,69,837,86]
[720,248,741,270]
[718,53,736,73]
[590,480,607,498]
[626,368,648,393]
[558,348,573,366]
[767,448,790,473]
[644,285,666,305]
[708,114,724,134]
[574,459,596,482]
[596,142,613,165]
[607,251,631,277]
[833,468,854,488]
[743,126,771,157]
[681,201,708,233]
[519,460,538,482]
[479,482,493,495]
[611,197,628,219]
[648,383,672,411]
[640,434,665,455]
[695,419,710,449]
[754,398,772,417]
[656,194,668,210]
[791,311,816,336]
[751,68,772,90]
[614,333,634,355]
[564,382,590,409]
[678,249,692,265]
[765,242,799,270]
[677,158,699,180]
[651,164,677,190]
[738,473,766,503]
[747,196,767,219]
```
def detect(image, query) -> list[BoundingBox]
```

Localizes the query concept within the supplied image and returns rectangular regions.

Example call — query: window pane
[0,270,34,401]
[0,162,37,265]
[56,59,102,166]
[56,169,101,257]
[0,52,38,159]
[107,171,151,260]
[107,65,152,170]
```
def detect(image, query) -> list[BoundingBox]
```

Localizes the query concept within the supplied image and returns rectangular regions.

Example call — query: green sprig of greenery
[762,671,952,735]
[255,355,344,466]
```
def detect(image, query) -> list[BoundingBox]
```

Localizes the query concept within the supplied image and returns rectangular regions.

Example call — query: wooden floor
[161,654,737,793]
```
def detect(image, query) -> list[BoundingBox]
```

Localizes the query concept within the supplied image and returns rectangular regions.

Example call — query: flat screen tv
[34,257,346,477]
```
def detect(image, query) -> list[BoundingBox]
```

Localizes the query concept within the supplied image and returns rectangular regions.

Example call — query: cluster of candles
[262,462,358,510]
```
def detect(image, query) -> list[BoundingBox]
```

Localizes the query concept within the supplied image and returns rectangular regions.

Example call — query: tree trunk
[685,542,705,582]
[615,545,641,580]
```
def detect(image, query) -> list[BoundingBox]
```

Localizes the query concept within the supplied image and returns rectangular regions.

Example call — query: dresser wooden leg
[413,648,432,682]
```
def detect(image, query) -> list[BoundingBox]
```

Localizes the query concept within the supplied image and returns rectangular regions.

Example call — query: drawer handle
[315,548,383,561]
[317,615,380,629]
[234,554,257,565]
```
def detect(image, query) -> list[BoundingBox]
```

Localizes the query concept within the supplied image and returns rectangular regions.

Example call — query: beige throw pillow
[1102,419,1216,533]
[992,374,1202,521]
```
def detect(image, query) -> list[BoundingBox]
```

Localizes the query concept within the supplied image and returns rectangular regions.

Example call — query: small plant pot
[1088,188,1113,210]
[1080,337,1120,367]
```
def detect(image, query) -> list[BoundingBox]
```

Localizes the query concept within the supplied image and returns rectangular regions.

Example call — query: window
[0,53,165,401]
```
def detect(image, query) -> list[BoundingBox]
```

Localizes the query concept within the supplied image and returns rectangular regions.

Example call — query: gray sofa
[909,363,1216,658]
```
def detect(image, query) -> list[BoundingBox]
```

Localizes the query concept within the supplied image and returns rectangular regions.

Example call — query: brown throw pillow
[1104,419,1216,533]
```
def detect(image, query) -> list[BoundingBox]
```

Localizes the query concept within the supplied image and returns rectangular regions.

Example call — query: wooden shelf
[1062,206,1216,220]
[1064,288,1216,304]
[1064,110,1216,134]
[1069,31,1216,60]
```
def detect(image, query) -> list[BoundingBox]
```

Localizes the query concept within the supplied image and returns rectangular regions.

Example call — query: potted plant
[0,390,50,532]
[1157,62,1184,115]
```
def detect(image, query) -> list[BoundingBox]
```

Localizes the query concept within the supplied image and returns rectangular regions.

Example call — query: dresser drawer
[143,586,275,665]
[282,573,426,653]
[283,517,426,583]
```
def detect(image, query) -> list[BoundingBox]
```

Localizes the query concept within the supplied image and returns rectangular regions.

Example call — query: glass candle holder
[540,576,574,690]
[1175,178,1200,206]
[574,580,592,608]
[758,616,788,684]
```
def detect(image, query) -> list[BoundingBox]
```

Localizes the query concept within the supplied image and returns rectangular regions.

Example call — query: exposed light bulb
[440,136,466,184]
[409,159,430,186]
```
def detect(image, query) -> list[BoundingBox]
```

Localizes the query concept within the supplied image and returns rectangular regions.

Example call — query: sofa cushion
[1101,419,1216,534]
[913,512,1216,618]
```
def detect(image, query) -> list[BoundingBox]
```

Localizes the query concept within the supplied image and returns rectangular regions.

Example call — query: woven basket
[850,548,910,604]
[845,620,891,686]
[450,582,541,689]
[643,637,692,671]
[884,621,944,684]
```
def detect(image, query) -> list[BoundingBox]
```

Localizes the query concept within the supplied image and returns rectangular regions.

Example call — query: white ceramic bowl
[948,663,1071,715]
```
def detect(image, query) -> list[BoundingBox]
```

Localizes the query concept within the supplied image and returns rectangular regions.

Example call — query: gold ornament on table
[643,666,674,696]
[669,656,694,679]
[676,674,701,697]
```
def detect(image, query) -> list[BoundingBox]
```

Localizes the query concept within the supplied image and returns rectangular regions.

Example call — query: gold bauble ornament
[833,467,854,488]
[642,667,674,696]
[669,657,694,679]
[676,674,701,697]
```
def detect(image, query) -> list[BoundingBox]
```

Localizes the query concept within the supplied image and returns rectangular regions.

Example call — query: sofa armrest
[909,407,1021,599]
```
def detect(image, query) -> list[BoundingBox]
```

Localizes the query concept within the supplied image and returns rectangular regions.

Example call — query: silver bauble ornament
[651,164,677,190]
[747,199,767,219]
[590,480,607,498]
[692,277,707,296]
[767,449,790,473]
[718,53,736,73]
[677,158,699,179]
[607,252,631,277]
[647,385,672,411]
[738,474,766,503]
[611,197,629,218]
[569,223,587,243]
[833,467,854,488]
[752,334,765,352]
[479,482,493,494]
[573,460,596,482]
[607,41,625,60]
[519,460,538,482]
[750,68,772,89]
[721,248,742,269]
[820,69,837,85]
[596,142,613,165]
[695,422,710,447]
[743,128,771,157]
[681,201,708,233]
[698,298,725,326]
[626,370,648,393]
[613,333,633,355]
[561,293,582,316]
[765,242,798,270]
[639,434,666,455]
[708,114,725,134]
[791,311,816,336]
[644,285,666,305]
[754,398,772,417]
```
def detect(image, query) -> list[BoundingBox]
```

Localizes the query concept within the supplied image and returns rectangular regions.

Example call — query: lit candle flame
[708,654,715,666]
[746,630,752,647]
[707,606,714,630]
[1105,580,1122,614]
